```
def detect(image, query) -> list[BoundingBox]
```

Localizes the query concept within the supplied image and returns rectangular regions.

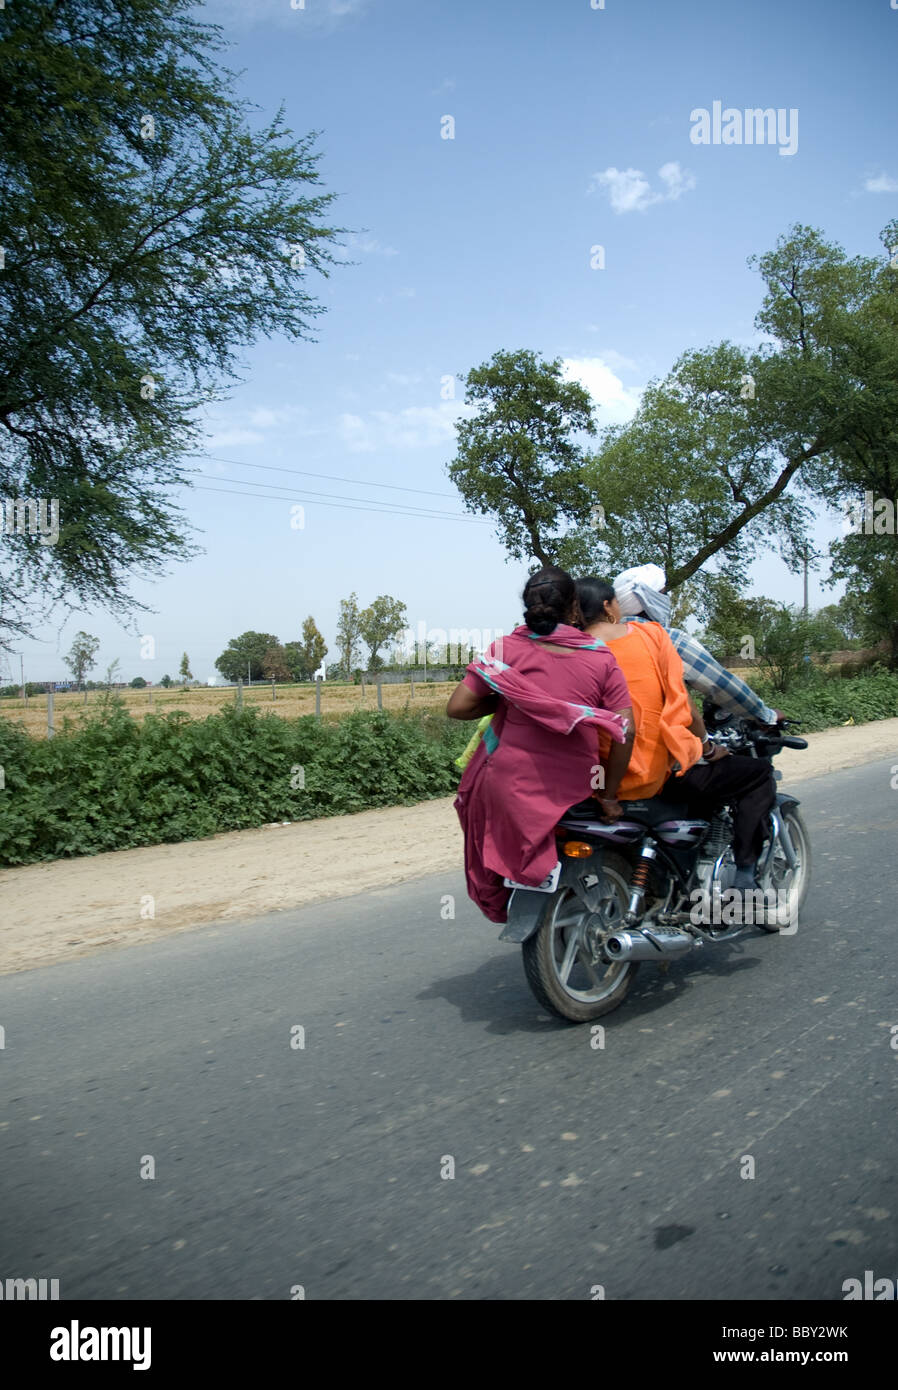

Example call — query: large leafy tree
[447,349,596,565]
[449,225,898,633]
[814,221,898,663]
[0,0,346,646]
[359,595,407,672]
[558,340,815,601]
[215,631,280,683]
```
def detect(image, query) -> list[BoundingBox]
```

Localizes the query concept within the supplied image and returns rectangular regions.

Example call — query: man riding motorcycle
[612,564,785,733]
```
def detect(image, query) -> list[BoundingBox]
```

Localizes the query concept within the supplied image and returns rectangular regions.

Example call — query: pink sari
[454,625,631,922]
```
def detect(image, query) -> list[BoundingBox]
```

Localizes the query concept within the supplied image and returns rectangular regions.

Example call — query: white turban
[613,564,671,626]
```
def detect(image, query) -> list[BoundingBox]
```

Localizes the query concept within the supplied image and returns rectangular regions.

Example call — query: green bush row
[748,664,898,731]
[0,700,470,866]
[2,668,898,867]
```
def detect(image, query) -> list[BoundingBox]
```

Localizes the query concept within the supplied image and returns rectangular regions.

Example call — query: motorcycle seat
[563,795,695,827]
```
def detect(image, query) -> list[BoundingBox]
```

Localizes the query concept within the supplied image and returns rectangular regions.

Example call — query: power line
[192,452,460,500]
[192,472,480,520]
[192,482,491,524]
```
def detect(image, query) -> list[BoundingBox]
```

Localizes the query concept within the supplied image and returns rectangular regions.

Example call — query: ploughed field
[0,680,457,740]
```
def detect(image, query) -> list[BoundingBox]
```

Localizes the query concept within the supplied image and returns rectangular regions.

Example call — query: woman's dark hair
[575,576,616,627]
[522,566,578,636]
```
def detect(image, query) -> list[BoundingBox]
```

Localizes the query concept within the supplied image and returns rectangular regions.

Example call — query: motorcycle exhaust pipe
[604,927,697,962]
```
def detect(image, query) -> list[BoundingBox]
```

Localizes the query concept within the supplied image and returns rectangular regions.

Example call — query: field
[0,680,457,740]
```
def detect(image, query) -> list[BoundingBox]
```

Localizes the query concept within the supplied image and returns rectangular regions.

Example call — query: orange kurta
[597,621,702,800]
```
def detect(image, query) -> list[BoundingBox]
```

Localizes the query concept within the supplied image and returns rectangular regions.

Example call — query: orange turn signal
[562,840,593,858]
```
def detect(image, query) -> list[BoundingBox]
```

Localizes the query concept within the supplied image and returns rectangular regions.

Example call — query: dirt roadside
[2,717,896,976]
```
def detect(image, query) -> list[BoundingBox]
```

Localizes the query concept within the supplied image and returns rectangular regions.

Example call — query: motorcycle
[500,711,811,1023]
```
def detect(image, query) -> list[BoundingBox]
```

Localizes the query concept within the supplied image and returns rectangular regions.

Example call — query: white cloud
[561,357,642,425]
[589,161,695,214]
[864,173,898,193]
[338,402,474,453]
[248,405,309,429]
[204,427,265,449]
[344,236,399,258]
[201,0,369,31]
[657,161,696,199]
[386,372,424,387]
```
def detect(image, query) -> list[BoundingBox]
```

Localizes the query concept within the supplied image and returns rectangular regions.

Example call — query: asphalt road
[1,757,896,1300]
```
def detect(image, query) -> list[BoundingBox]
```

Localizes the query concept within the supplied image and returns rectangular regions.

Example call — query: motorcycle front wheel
[521,851,639,1022]
[756,806,812,933]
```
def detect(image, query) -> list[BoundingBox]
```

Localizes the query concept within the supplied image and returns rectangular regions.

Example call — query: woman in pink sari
[447,567,635,923]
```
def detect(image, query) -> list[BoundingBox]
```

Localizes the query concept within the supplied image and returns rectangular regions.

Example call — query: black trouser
[661,754,776,867]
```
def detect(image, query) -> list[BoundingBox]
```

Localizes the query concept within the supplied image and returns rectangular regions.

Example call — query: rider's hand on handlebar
[702,739,729,762]
[592,794,624,822]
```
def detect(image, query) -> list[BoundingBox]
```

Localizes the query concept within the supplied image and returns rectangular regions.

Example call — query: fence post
[377,677,383,711]
[236,677,243,709]
[410,674,415,699]
[47,688,54,738]
[315,676,321,721]
[271,678,276,702]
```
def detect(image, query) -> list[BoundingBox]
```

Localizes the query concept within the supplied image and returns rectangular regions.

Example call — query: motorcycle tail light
[562,840,593,858]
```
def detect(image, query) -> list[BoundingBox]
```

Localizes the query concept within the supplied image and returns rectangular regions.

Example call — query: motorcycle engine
[693,813,736,905]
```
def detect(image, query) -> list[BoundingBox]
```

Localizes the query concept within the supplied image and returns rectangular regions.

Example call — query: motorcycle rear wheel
[521,852,639,1022]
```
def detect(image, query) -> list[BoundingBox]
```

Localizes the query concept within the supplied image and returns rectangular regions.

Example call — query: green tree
[448,349,597,565]
[130,676,147,688]
[335,594,362,677]
[0,0,347,647]
[63,631,100,690]
[285,616,327,681]
[261,643,291,683]
[301,616,327,677]
[809,604,859,654]
[557,339,815,601]
[160,674,173,688]
[699,576,779,665]
[450,225,898,624]
[215,632,280,683]
[359,596,407,672]
[816,220,898,664]
[179,652,193,685]
[753,606,817,694]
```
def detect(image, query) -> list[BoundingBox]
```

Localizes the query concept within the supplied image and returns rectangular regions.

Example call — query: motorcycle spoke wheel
[521,853,640,1023]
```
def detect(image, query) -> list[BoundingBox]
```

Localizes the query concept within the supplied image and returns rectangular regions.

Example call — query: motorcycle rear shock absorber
[626,842,658,924]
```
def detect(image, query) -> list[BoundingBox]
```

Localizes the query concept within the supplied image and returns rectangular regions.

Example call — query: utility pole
[803,547,809,617]
[20,653,26,706]
[247,660,251,689]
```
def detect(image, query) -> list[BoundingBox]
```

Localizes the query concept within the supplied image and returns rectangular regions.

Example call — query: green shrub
[0,703,470,866]
[3,669,898,867]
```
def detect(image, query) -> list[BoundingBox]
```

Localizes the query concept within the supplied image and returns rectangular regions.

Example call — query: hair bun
[524,602,557,636]
[522,565,576,635]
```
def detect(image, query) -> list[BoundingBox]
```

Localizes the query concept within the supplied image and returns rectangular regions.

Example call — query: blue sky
[9,0,898,683]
